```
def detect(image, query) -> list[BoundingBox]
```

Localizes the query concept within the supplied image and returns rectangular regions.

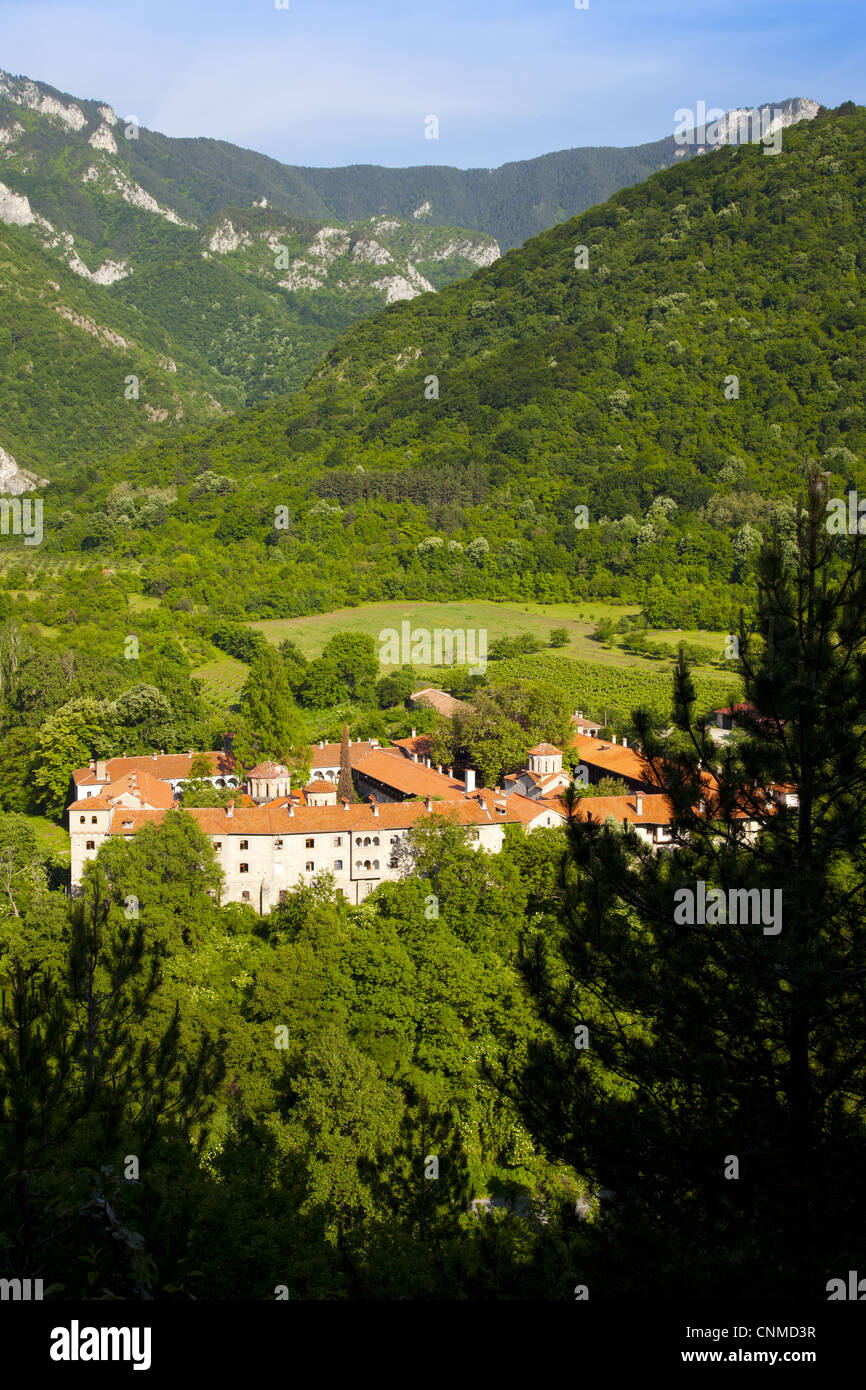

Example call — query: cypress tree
[338,720,354,803]
[234,645,310,780]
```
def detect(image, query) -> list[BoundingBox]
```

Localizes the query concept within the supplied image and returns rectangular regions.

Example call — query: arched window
[363,836,371,846]
[373,860,379,871]
[364,860,372,870]
[372,836,380,846]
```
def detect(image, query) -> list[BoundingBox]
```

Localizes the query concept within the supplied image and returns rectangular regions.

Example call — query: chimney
[413,753,418,763]
[411,727,416,738]
[465,768,476,794]
[425,797,433,812]
[226,802,234,818]
[342,800,349,811]
[621,737,628,749]
[88,758,95,770]
[635,793,643,815]
[152,753,157,761]
[577,710,583,719]
[611,735,617,744]
[371,801,379,817]
[437,764,442,774]
[426,758,431,768]
[188,749,194,758]
[287,803,294,817]
[447,767,453,778]
[697,798,706,814]
[95,759,107,781]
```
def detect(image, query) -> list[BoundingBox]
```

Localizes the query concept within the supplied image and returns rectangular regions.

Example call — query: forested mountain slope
[32,104,866,631]
[0,72,498,472]
[0,68,818,249]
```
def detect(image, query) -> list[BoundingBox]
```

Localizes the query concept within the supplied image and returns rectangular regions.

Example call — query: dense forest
[1,480,863,1300]
[1,65,693,250]
[9,102,858,638]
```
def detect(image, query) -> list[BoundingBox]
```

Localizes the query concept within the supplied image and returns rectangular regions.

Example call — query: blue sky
[1,0,863,167]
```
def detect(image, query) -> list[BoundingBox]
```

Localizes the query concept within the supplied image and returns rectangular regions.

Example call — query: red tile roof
[572,793,674,826]
[309,741,378,769]
[569,732,655,785]
[391,734,433,759]
[107,797,547,839]
[73,751,235,786]
[409,688,470,717]
[353,748,468,801]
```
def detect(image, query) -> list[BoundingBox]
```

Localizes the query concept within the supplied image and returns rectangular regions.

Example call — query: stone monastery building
[68,736,571,911]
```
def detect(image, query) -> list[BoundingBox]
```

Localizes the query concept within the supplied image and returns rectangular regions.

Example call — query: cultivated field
[187,599,737,716]
[249,600,728,671]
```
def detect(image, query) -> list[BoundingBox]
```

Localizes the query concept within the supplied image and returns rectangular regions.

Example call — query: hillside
[0,69,819,249]
[12,103,864,637]
[0,71,499,472]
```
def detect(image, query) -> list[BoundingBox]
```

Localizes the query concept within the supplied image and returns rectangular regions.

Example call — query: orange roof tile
[353,748,469,801]
[102,770,175,809]
[572,793,675,826]
[569,732,656,785]
[106,797,549,840]
[409,688,470,717]
[309,741,378,769]
[73,751,235,786]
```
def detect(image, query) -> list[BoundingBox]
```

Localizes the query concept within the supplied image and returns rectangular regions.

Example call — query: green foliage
[234,645,309,776]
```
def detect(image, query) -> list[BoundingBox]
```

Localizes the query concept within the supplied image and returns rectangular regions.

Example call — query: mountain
[0,71,499,474]
[38,102,863,632]
[0,68,821,480]
[0,69,820,250]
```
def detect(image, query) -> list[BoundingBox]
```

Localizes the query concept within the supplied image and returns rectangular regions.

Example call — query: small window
[355,837,362,846]
[79,815,86,823]
[213,840,222,849]
[239,863,249,873]
[471,830,480,841]
[334,859,343,870]
[373,836,380,846]
[91,816,98,824]
[241,891,250,902]
[306,861,314,872]
[86,840,95,849]
[274,838,283,850]
[240,839,249,850]
[305,838,314,849]
[333,836,342,846]
[390,835,399,844]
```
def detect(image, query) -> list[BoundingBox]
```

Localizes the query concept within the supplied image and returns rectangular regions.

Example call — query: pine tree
[513,468,866,1298]
[0,867,223,1296]
[338,720,354,803]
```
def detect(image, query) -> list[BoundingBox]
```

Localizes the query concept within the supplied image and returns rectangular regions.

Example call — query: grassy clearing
[25,815,70,859]
[192,654,248,709]
[250,600,728,676]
